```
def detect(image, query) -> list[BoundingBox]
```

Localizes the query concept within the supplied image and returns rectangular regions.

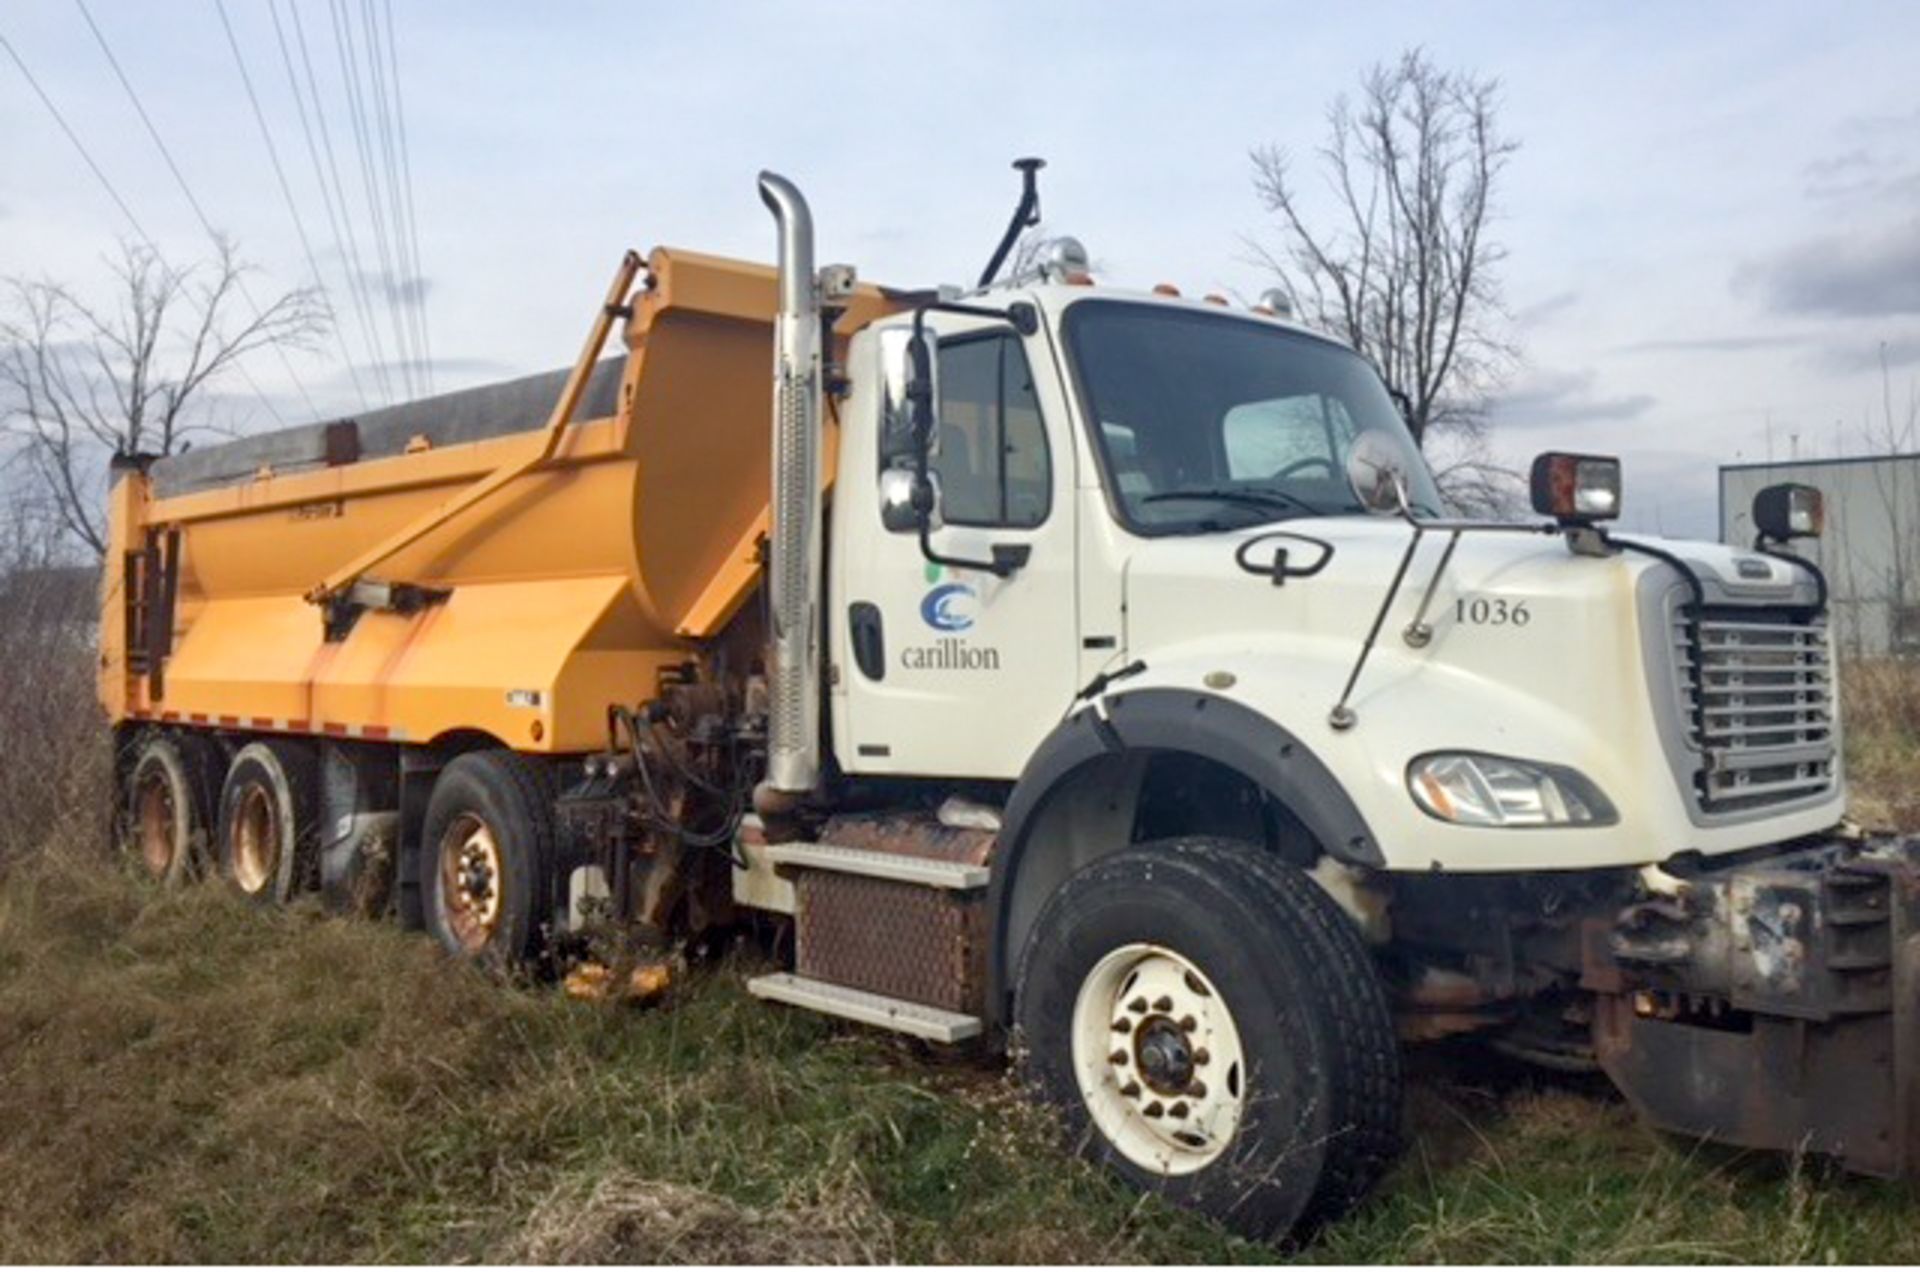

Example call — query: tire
[216,740,318,905]
[122,732,218,886]
[419,750,557,969]
[1013,837,1402,1245]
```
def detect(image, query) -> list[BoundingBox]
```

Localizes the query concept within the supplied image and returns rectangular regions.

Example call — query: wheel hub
[438,814,503,953]
[135,774,177,877]
[1134,1017,1195,1093]
[1071,943,1248,1176]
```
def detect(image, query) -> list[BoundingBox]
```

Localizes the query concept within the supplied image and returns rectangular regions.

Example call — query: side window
[1222,395,1356,480]
[931,335,1051,527]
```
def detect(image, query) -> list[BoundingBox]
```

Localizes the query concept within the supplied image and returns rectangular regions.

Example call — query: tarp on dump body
[148,359,626,499]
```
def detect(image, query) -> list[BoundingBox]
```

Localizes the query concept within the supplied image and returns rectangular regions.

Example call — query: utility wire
[355,0,418,397]
[213,0,370,414]
[271,0,396,404]
[75,0,321,424]
[380,0,430,394]
[0,31,151,242]
[1,23,291,429]
[325,0,413,398]
[363,0,428,398]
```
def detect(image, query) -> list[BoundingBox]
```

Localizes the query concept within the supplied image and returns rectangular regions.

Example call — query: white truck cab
[740,166,1915,1242]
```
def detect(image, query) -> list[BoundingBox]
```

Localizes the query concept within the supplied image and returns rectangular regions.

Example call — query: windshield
[1062,300,1443,534]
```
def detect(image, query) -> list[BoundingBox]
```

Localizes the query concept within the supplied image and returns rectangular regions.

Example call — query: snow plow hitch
[1592,835,1920,1177]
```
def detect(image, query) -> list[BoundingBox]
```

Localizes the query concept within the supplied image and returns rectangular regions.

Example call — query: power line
[361,0,428,397]
[213,0,370,414]
[0,31,151,243]
[325,0,414,398]
[380,0,430,394]
[1,22,291,430]
[271,0,397,404]
[74,0,322,424]
[353,0,417,396]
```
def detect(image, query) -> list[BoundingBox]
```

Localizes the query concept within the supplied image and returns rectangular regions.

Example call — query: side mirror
[879,326,940,468]
[1346,430,1412,516]
[880,465,943,534]
[1753,482,1823,544]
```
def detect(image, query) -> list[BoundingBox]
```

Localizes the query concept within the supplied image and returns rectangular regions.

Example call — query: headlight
[1407,753,1616,827]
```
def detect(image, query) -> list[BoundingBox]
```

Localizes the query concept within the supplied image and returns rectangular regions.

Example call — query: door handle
[849,602,886,681]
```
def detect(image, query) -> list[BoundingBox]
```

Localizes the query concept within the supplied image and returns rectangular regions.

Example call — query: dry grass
[2,579,1918,1262]
[1839,658,1920,831]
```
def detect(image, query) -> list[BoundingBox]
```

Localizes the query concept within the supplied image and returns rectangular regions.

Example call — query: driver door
[833,317,1080,779]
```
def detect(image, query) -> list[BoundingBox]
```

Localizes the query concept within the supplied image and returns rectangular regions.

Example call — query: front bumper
[1588,835,1920,1176]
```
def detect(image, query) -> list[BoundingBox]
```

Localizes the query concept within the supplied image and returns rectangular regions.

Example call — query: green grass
[1,843,1917,1264]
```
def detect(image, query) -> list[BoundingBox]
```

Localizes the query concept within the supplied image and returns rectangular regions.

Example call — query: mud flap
[1594,838,1920,1177]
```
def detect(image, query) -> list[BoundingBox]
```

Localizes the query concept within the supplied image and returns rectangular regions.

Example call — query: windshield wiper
[1142,486,1323,516]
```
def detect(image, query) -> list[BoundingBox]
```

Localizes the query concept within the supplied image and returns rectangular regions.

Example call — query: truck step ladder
[747,972,983,1042]
[762,840,988,890]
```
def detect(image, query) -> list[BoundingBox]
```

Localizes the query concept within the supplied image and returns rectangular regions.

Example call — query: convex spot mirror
[1346,430,1412,516]
[880,466,943,534]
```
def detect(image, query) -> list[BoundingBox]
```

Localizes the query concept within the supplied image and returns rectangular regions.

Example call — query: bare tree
[1249,48,1518,464]
[0,238,326,556]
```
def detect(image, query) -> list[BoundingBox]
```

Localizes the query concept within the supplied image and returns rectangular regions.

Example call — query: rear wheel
[216,741,317,905]
[1014,837,1402,1245]
[420,750,556,969]
[122,733,217,885]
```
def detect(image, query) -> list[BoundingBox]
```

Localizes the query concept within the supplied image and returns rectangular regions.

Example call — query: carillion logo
[920,581,976,632]
[904,568,999,670]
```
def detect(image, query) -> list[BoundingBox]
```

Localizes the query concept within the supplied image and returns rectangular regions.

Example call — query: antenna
[977,157,1046,289]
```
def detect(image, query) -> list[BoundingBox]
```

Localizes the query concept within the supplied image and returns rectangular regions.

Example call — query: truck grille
[1672,606,1836,813]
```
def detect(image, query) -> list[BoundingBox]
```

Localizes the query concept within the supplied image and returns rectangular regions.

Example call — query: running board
[764,841,988,890]
[747,972,984,1043]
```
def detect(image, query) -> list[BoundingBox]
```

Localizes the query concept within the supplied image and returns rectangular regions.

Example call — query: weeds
[2,584,1918,1261]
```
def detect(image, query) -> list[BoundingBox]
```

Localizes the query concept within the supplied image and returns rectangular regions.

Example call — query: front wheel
[1014,837,1402,1244]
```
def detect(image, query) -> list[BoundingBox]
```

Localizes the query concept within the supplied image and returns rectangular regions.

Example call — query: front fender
[986,686,1379,1024]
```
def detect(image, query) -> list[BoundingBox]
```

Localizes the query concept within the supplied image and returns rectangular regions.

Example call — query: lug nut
[1153,995,1174,1012]
[1112,1018,1131,1034]
[1119,1080,1141,1098]
[1188,1080,1207,1098]
[1193,1048,1210,1066]
[1170,1101,1190,1118]
[1108,1050,1127,1066]
[1179,1015,1197,1032]
[1143,1101,1164,1118]
[1128,996,1148,1014]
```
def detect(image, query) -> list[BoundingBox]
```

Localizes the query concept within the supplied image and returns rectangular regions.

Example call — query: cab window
[930,334,1051,528]
[1222,395,1358,481]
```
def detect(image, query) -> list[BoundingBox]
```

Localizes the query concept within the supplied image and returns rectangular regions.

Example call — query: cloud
[1514,290,1578,326]
[1816,334,1920,373]
[1614,333,1807,356]
[352,271,433,307]
[1489,368,1656,429]
[1737,219,1920,318]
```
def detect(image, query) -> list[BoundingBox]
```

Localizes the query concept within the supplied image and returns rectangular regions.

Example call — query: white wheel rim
[1070,942,1247,1175]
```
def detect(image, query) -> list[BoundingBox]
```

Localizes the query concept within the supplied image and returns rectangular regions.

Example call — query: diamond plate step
[747,972,984,1042]
[765,841,989,890]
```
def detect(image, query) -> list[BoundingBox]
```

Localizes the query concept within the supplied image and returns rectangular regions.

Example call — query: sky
[3,0,1918,541]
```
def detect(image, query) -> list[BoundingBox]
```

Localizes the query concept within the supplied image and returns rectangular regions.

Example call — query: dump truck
[100,161,1920,1243]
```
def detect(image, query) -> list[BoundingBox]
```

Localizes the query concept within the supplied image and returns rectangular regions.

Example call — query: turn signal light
[1529,452,1621,523]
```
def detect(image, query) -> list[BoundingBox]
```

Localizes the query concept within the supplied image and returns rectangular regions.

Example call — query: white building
[1720,454,1920,657]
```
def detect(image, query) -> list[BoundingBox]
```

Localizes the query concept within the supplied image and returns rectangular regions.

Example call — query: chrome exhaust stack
[757,171,823,797]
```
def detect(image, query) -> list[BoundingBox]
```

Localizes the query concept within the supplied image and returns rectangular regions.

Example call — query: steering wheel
[1271,455,1335,481]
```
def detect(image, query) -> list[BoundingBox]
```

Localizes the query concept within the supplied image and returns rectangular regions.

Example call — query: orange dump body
[99,249,899,753]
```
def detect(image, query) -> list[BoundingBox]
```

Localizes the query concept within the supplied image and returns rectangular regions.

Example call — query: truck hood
[1114,517,1842,871]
